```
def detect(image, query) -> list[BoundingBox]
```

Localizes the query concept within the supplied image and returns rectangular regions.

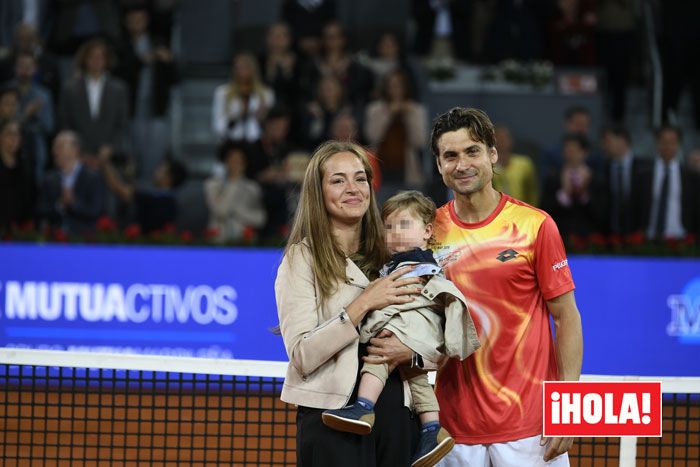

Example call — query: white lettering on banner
[550,391,651,425]
[2,281,238,325]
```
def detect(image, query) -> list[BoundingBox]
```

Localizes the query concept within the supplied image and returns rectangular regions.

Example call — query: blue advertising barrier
[1,245,698,376]
[0,244,287,361]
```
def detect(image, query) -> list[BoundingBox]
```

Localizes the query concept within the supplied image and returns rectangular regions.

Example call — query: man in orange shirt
[430,107,583,465]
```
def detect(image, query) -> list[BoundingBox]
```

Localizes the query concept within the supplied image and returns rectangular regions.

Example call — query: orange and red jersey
[433,194,575,444]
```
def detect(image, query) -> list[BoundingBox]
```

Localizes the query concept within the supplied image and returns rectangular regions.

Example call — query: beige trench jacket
[359,265,480,363]
[275,241,368,409]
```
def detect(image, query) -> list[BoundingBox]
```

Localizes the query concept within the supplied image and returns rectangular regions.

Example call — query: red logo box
[543,381,662,437]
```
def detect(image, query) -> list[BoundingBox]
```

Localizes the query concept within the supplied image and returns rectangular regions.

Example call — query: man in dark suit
[37,130,105,236]
[58,38,129,159]
[600,124,652,236]
[639,126,700,241]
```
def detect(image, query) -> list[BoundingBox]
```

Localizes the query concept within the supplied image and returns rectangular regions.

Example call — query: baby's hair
[382,191,437,247]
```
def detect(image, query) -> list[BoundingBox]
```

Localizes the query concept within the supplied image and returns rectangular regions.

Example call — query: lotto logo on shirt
[543,381,662,437]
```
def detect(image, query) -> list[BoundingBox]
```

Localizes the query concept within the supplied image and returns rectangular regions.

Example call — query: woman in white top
[212,53,275,142]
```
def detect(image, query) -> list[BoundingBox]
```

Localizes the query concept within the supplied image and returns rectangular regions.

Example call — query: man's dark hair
[601,123,630,143]
[165,158,188,188]
[218,139,248,163]
[655,125,682,141]
[564,105,590,121]
[430,107,496,157]
[562,133,590,151]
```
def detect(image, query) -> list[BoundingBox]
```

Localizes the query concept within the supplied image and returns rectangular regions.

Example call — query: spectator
[596,0,638,122]
[12,52,54,182]
[688,148,700,175]
[301,75,348,150]
[317,21,373,109]
[204,141,266,243]
[99,146,187,233]
[280,0,336,59]
[114,4,177,182]
[540,105,601,182]
[0,119,35,235]
[330,110,382,192]
[641,126,700,241]
[483,0,547,63]
[364,68,427,200]
[492,124,539,206]
[600,124,651,236]
[0,23,62,102]
[542,133,605,239]
[0,86,20,121]
[37,131,105,236]
[212,52,275,143]
[410,0,472,61]
[58,38,129,159]
[246,106,293,238]
[546,0,597,66]
[46,0,124,55]
[365,32,419,99]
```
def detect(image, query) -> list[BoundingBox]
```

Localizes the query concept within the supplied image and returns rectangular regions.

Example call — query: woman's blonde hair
[286,141,388,302]
[225,52,266,104]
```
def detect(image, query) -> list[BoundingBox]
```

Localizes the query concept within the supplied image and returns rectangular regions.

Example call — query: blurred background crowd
[0,0,699,251]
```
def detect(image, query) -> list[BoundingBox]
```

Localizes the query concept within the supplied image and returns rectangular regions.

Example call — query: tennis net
[1,349,698,466]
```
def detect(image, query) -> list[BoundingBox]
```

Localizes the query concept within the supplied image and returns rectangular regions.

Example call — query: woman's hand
[364,329,413,372]
[345,266,423,326]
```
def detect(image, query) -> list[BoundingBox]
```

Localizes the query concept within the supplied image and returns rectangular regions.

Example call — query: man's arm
[541,290,583,461]
[547,290,583,381]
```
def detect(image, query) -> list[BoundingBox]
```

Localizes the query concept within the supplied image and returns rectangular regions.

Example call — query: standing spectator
[410,0,472,61]
[483,0,547,63]
[37,130,105,236]
[365,32,419,100]
[492,124,539,206]
[280,0,336,59]
[688,148,700,175]
[331,111,382,193]
[542,134,605,239]
[12,52,54,182]
[546,0,597,66]
[317,21,373,109]
[364,68,427,199]
[204,141,266,243]
[46,0,123,56]
[641,126,700,241]
[99,146,187,233]
[114,4,177,182]
[0,119,35,235]
[58,38,129,159]
[212,52,275,143]
[301,75,348,150]
[600,124,651,236]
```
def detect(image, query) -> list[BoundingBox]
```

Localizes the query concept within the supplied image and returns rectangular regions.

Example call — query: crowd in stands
[0,0,699,250]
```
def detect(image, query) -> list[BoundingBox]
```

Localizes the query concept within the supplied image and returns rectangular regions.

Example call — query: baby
[322,190,480,467]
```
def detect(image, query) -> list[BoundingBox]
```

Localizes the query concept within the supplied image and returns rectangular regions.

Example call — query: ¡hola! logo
[543,381,662,437]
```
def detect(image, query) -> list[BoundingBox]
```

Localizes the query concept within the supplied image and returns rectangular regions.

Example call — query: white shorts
[436,435,570,467]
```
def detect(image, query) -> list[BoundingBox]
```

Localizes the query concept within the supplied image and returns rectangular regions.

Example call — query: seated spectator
[114,4,177,183]
[37,131,105,237]
[301,75,348,150]
[0,119,35,235]
[99,147,187,233]
[0,23,62,102]
[12,52,54,182]
[317,21,373,109]
[212,52,275,143]
[492,125,539,206]
[58,38,129,160]
[280,0,336,59]
[365,32,419,100]
[364,68,427,199]
[0,86,20,121]
[330,110,381,192]
[204,141,266,243]
[542,133,605,239]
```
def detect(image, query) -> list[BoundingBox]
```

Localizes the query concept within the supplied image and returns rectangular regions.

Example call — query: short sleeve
[534,215,575,301]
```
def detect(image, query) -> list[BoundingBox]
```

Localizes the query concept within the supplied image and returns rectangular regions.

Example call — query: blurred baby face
[384,208,432,253]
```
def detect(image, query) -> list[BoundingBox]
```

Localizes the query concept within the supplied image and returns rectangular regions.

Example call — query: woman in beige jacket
[275,141,422,466]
